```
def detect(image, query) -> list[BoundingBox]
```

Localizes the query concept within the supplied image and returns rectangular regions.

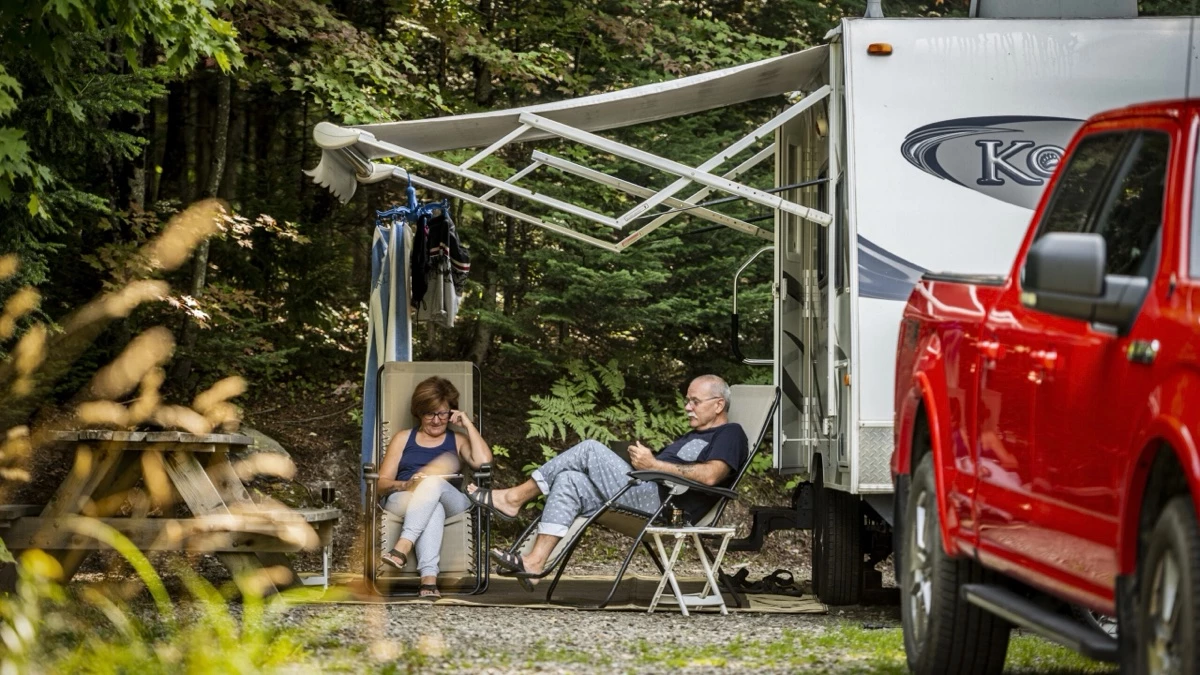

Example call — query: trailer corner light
[867,43,893,56]
[842,373,852,386]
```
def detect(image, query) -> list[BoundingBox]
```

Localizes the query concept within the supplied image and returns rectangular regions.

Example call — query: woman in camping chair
[377,376,492,598]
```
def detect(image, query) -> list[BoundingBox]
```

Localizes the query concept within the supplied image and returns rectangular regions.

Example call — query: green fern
[525,361,689,456]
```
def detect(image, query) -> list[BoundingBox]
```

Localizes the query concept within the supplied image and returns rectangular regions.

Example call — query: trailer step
[727,504,812,551]
[960,584,1118,663]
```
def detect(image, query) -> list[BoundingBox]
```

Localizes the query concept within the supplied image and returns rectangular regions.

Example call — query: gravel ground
[281,602,906,674]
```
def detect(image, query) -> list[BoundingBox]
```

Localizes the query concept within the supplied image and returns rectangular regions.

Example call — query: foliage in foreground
[1,523,310,674]
[0,202,314,674]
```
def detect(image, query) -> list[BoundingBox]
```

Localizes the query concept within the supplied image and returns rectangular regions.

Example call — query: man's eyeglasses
[422,411,452,421]
[684,396,721,407]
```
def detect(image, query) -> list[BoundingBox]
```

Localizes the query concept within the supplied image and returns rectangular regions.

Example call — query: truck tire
[1070,605,1118,639]
[1136,496,1200,674]
[813,465,862,605]
[901,454,1010,674]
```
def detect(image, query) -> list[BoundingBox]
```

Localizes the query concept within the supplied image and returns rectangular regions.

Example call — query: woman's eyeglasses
[422,411,452,421]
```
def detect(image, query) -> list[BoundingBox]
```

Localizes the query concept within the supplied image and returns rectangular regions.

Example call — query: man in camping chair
[469,374,747,584]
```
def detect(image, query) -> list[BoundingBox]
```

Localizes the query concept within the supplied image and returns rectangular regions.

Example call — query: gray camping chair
[362,361,492,596]
[502,384,781,607]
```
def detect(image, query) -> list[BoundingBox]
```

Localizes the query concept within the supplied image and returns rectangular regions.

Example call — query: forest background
[1,0,1192,497]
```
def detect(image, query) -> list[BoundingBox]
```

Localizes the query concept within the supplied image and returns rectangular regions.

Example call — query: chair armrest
[473,462,493,489]
[363,462,379,481]
[628,470,738,501]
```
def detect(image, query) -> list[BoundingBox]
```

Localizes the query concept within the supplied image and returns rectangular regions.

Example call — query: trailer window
[1035,132,1131,238]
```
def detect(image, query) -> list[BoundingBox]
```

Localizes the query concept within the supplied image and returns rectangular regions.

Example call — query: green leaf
[27,192,39,216]
[0,536,13,564]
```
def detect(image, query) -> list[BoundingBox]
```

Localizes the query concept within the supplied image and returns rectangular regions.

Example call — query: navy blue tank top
[395,430,460,480]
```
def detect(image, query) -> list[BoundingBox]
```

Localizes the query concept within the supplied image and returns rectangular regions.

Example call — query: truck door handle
[1031,349,1058,371]
[978,340,1004,360]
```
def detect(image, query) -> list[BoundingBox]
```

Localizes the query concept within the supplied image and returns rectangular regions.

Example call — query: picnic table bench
[1,430,339,594]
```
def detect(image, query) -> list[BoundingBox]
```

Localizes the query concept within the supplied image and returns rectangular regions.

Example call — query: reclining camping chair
[502,384,780,607]
[362,361,492,596]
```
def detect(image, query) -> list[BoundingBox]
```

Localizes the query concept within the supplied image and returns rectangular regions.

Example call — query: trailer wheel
[900,454,1010,674]
[813,463,863,605]
[1136,496,1200,674]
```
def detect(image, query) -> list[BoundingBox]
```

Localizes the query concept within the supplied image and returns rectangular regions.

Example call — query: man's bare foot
[467,484,521,519]
[522,556,546,575]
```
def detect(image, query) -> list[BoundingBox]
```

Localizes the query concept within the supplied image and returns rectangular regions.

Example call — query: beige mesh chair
[362,361,491,595]
[503,384,780,607]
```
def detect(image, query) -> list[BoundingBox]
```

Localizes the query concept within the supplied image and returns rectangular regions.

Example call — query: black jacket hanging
[410,208,470,325]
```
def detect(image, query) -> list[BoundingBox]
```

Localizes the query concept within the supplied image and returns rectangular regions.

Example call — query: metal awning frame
[319,85,833,253]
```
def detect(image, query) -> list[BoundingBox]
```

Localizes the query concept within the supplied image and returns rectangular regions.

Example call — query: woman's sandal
[381,549,408,570]
[418,584,441,599]
[467,488,517,522]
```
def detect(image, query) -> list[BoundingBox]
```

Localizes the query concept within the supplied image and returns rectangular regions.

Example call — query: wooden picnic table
[0,430,339,594]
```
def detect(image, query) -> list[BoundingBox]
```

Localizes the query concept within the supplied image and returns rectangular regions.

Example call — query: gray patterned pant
[383,477,471,576]
[531,440,661,537]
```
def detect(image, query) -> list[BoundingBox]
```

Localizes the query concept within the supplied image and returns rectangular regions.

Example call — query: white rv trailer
[306,16,1199,604]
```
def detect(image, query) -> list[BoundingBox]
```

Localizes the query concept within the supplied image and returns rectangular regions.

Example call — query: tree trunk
[172,73,231,390]
[125,43,157,211]
[467,208,499,365]
[161,80,190,203]
[473,0,495,106]
[126,110,147,211]
[220,86,244,204]
[182,84,199,204]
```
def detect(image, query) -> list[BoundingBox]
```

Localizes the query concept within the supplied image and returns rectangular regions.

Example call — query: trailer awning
[306,44,832,251]
[356,45,827,154]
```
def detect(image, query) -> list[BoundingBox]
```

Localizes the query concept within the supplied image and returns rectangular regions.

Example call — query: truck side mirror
[1024,233,1106,298]
[1021,232,1148,332]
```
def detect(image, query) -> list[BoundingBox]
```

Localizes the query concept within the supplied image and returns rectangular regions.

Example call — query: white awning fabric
[304,44,832,246]
[353,45,828,154]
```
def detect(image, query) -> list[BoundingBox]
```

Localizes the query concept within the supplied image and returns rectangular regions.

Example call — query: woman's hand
[407,472,427,490]
[449,410,473,428]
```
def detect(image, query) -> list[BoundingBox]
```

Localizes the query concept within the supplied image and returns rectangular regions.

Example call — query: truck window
[1036,132,1130,237]
[1090,131,1169,278]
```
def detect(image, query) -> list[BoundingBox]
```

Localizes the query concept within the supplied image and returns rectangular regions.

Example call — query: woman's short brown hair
[411,376,460,423]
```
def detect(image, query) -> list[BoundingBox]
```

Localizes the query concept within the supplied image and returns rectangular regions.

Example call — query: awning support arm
[531,151,773,246]
[479,160,543,202]
[461,123,530,171]
[355,135,623,228]
[409,175,621,253]
[517,88,832,227]
[636,144,776,234]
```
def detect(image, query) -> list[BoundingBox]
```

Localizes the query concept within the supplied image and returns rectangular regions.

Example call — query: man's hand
[628,441,657,470]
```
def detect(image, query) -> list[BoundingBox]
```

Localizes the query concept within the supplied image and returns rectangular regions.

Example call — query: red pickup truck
[892,98,1199,673]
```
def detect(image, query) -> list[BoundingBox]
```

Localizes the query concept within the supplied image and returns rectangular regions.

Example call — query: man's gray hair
[695,374,732,412]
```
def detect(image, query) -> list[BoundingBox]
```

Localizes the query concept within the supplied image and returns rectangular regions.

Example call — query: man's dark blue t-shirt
[656,423,748,524]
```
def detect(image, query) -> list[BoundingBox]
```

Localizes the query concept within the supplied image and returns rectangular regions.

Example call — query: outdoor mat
[290,573,827,614]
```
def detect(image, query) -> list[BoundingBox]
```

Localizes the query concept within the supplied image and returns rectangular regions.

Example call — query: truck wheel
[813,468,862,605]
[1136,496,1200,674]
[1070,605,1118,639]
[901,454,1010,674]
